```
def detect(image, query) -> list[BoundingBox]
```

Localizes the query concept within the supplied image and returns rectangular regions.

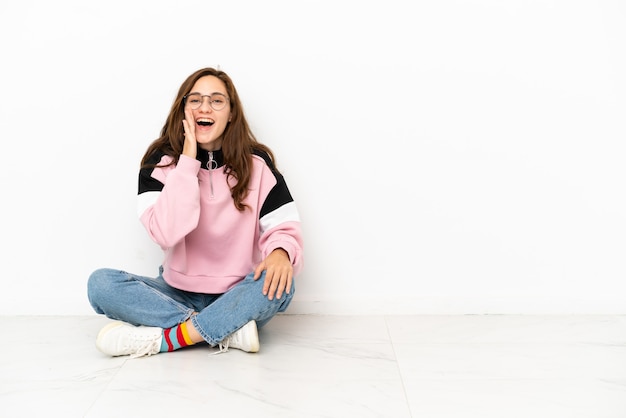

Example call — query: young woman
[87,68,303,357]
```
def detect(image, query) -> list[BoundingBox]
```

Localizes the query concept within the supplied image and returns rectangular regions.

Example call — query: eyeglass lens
[185,94,228,110]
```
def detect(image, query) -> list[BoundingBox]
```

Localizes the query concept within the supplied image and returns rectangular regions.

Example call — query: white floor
[1,315,626,417]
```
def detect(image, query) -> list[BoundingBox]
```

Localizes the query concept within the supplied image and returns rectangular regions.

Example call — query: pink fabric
[139,154,303,293]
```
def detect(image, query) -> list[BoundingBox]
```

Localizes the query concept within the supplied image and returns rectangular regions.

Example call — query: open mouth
[197,118,215,127]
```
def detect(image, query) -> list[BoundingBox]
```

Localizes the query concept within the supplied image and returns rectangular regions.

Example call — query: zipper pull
[207,151,217,170]
[207,151,215,199]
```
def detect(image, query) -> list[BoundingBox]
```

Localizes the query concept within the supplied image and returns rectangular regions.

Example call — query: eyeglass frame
[183,93,230,111]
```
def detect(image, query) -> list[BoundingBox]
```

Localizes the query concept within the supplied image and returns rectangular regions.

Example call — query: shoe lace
[128,338,160,359]
[213,336,231,355]
[211,323,253,355]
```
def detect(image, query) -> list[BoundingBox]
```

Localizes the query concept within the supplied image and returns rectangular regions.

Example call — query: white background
[0,0,624,315]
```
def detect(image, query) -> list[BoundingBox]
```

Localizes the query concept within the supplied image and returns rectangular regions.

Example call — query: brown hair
[140,68,276,211]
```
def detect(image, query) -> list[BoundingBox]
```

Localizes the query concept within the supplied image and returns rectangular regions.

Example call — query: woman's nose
[200,98,213,111]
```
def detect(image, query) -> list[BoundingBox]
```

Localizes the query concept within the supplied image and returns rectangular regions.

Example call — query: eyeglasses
[183,93,229,111]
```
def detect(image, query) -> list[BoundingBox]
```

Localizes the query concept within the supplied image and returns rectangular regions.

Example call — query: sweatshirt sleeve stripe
[138,169,165,194]
[138,151,167,194]
[259,201,300,234]
[137,152,167,217]
[259,170,295,219]
[137,191,161,218]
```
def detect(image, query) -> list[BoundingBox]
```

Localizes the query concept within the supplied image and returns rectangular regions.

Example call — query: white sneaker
[96,321,162,358]
[216,320,259,354]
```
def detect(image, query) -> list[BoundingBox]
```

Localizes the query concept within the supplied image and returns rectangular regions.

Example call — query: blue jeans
[87,267,295,346]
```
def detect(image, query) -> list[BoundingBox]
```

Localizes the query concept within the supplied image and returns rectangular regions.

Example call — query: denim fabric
[87,267,294,346]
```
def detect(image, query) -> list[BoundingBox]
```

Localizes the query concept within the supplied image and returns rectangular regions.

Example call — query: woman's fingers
[182,109,197,158]
[263,268,293,300]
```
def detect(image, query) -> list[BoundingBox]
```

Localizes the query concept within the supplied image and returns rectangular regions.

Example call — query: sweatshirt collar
[197,147,225,169]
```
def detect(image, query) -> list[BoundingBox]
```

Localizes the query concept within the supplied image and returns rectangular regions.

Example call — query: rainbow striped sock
[160,322,195,352]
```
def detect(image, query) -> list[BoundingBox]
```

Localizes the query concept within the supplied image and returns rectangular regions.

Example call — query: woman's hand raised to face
[182,108,197,159]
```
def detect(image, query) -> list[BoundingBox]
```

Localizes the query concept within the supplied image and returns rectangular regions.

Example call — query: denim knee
[87,268,118,313]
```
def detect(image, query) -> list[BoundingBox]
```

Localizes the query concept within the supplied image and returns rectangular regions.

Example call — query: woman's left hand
[254,248,293,300]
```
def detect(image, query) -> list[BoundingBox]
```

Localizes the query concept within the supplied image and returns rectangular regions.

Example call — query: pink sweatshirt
[136,148,303,293]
